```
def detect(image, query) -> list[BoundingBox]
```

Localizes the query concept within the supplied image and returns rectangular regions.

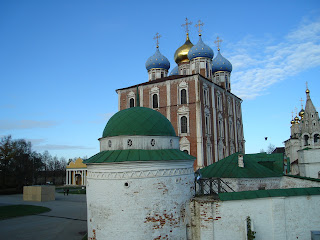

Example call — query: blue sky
[1,0,319,159]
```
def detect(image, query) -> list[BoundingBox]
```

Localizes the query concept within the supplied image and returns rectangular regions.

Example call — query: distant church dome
[103,107,176,138]
[170,65,179,75]
[188,35,214,60]
[145,47,170,71]
[174,34,194,64]
[212,49,232,73]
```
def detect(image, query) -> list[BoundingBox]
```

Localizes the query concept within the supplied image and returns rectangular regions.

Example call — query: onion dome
[299,109,305,119]
[169,65,179,75]
[174,34,194,64]
[212,49,232,73]
[103,107,176,138]
[145,47,170,71]
[294,116,300,124]
[188,35,214,60]
[291,119,295,124]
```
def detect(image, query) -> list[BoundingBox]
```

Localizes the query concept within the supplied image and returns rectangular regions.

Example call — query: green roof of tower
[102,107,176,138]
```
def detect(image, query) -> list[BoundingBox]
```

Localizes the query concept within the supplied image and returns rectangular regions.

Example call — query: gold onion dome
[294,116,300,123]
[174,33,194,64]
[291,119,295,124]
[299,109,305,118]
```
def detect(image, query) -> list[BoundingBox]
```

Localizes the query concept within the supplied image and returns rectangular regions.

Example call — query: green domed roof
[102,107,176,138]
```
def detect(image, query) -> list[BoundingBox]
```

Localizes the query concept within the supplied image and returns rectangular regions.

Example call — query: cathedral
[116,19,245,169]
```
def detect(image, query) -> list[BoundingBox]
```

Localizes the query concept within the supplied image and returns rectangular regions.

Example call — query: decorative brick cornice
[87,167,194,180]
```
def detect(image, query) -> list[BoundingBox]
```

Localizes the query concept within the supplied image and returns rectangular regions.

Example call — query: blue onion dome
[169,65,179,75]
[145,47,170,71]
[212,49,232,73]
[188,35,214,60]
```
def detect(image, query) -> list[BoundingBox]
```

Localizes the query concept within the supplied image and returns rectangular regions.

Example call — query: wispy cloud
[25,138,95,151]
[33,144,95,151]
[0,120,58,130]
[224,18,320,100]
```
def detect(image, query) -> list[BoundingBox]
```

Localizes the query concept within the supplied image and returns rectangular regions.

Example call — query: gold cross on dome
[306,81,308,90]
[300,98,304,108]
[182,17,192,34]
[153,32,161,48]
[295,107,297,116]
[291,111,294,119]
[214,36,223,50]
[195,20,204,36]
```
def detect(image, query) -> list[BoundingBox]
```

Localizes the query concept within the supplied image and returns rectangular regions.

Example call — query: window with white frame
[152,94,158,108]
[217,92,222,111]
[150,87,159,109]
[181,89,187,104]
[178,81,188,105]
[129,98,134,108]
[178,106,190,136]
[218,114,224,138]
[127,91,135,108]
[229,118,234,139]
[227,97,232,115]
[181,116,187,133]
[205,109,211,135]
[203,84,209,107]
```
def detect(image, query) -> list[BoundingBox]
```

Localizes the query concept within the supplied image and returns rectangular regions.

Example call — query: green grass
[0,204,51,220]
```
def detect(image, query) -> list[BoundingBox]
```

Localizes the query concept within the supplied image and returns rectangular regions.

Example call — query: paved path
[0,192,87,240]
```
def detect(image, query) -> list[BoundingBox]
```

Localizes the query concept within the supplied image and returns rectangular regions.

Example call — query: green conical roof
[102,107,176,138]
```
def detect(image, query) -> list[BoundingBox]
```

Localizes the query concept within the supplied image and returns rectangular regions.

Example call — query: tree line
[0,135,72,190]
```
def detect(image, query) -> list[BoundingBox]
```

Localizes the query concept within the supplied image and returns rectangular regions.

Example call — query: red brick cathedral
[116,19,245,169]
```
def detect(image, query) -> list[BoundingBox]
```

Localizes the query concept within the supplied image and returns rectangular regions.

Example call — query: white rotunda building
[84,107,195,240]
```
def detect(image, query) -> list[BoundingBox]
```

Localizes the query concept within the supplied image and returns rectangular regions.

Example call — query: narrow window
[152,73,155,80]
[183,69,186,75]
[304,135,309,146]
[181,89,187,104]
[152,94,158,108]
[129,98,134,108]
[314,134,319,143]
[161,72,164,78]
[181,116,187,133]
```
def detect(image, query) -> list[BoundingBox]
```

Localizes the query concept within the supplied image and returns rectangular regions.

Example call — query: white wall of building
[298,148,320,178]
[86,160,195,240]
[190,195,320,240]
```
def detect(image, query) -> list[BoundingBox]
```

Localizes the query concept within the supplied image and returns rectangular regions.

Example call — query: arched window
[183,150,189,154]
[181,116,187,133]
[314,134,319,144]
[129,98,134,108]
[181,89,187,104]
[304,135,309,146]
[152,94,158,108]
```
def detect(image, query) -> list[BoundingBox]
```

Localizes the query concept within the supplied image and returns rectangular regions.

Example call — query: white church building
[285,87,320,178]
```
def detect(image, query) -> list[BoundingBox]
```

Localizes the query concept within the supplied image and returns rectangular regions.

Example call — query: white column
[73,170,75,185]
[66,169,68,185]
[81,170,84,185]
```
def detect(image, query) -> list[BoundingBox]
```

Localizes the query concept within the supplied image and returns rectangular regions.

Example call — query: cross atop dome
[182,17,192,35]
[195,20,204,36]
[214,36,223,51]
[153,32,161,48]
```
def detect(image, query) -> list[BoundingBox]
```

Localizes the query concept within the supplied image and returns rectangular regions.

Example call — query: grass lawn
[0,205,51,220]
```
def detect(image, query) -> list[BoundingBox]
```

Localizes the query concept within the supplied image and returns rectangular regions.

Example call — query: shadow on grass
[0,205,51,220]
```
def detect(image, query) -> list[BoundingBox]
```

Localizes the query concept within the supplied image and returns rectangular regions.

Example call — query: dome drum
[100,135,180,151]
